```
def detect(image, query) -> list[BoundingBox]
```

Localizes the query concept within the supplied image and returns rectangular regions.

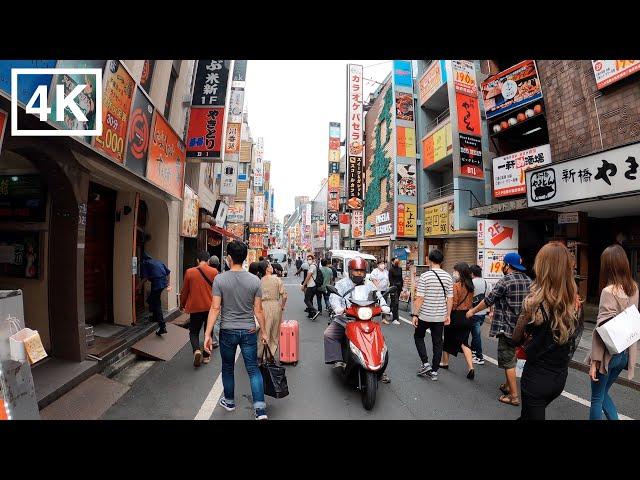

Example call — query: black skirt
[444,310,471,356]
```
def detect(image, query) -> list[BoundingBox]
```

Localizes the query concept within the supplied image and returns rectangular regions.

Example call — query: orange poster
[146,112,186,199]
[456,93,481,137]
[397,126,416,158]
[422,135,434,169]
[95,61,135,164]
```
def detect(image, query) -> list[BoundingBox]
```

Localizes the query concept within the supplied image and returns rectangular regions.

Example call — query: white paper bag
[596,304,640,355]
[515,359,526,378]
[10,328,35,363]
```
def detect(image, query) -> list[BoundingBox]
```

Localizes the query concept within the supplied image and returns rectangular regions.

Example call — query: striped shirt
[416,268,453,322]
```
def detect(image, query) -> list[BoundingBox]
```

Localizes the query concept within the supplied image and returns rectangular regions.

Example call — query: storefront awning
[209,225,243,241]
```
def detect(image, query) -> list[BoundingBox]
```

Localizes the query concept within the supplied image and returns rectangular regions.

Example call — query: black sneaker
[427,371,439,381]
[255,408,268,420]
[156,325,168,336]
[417,363,432,376]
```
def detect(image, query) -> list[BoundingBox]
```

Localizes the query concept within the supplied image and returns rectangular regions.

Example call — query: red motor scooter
[326,285,396,410]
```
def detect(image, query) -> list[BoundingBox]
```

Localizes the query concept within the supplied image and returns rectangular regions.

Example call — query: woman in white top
[469,265,490,365]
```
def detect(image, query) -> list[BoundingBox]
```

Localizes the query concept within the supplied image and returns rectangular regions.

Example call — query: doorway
[83,182,116,326]
[134,199,149,320]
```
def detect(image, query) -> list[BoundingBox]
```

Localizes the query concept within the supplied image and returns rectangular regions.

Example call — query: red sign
[186,107,225,158]
[146,112,186,199]
[456,93,481,137]
[422,135,434,169]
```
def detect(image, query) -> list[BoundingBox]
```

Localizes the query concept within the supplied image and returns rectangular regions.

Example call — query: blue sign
[394,247,408,261]
[0,60,57,104]
[238,173,248,181]
[393,60,413,88]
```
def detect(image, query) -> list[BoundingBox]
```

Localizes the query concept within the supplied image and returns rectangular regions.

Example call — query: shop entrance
[134,200,149,319]
[83,182,116,326]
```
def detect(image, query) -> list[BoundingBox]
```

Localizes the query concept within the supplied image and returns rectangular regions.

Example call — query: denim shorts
[498,335,516,369]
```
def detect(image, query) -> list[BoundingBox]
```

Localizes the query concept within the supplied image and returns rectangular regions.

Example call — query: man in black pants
[411,249,453,381]
[138,251,172,335]
[388,257,403,325]
[301,253,320,320]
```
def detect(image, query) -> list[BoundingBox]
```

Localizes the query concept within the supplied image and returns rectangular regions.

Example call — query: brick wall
[537,60,640,162]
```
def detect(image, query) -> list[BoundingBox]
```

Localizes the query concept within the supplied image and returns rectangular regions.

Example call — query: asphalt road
[102,267,640,420]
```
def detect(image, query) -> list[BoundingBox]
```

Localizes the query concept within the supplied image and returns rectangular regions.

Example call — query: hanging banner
[146,111,186,199]
[253,195,265,223]
[351,209,364,239]
[181,185,199,238]
[227,202,246,223]
[346,65,364,210]
[186,106,225,159]
[328,121,341,213]
[192,60,231,106]
[224,122,241,162]
[228,88,245,123]
[332,230,340,250]
[94,60,135,164]
[481,60,543,119]
[220,160,238,195]
[254,137,264,189]
[124,87,153,177]
[456,93,481,137]
[397,203,417,237]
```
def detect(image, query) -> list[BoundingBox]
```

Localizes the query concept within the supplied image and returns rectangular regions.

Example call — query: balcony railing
[423,108,450,135]
[426,183,454,202]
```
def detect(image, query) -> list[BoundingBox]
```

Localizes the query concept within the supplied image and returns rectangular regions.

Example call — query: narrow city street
[101,266,640,420]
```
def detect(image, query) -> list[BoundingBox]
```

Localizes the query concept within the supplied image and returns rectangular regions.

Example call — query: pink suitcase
[279,320,299,365]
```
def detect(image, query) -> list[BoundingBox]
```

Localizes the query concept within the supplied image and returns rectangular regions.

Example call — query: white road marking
[399,316,634,420]
[194,349,241,421]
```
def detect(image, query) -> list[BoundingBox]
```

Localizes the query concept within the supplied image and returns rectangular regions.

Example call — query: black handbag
[259,345,289,399]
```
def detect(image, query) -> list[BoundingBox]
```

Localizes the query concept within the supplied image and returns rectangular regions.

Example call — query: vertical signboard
[124,87,154,176]
[453,60,483,179]
[146,111,186,199]
[254,137,264,190]
[393,60,417,238]
[346,65,364,211]
[220,61,244,195]
[192,60,230,106]
[328,122,341,214]
[181,185,199,237]
[253,195,265,224]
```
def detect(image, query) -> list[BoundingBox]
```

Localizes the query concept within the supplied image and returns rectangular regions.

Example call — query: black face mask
[351,274,365,285]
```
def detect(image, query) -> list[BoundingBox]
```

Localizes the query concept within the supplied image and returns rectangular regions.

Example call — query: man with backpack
[180,251,218,367]
[411,249,453,381]
[315,258,333,315]
[301,253,320,320]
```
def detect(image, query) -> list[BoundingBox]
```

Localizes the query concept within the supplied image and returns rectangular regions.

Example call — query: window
[164,61,179,118]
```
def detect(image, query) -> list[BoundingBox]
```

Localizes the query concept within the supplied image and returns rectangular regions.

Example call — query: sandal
[439,364,449,369]
[498,394,520,406]
[499,383,510,395]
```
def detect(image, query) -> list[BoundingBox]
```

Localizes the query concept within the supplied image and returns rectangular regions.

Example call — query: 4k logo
[11,68,102,136]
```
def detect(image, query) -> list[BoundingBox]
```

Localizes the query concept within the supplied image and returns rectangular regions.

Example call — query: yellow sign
[404,203,417,236]
[328,173,340,188]
[424,203,449,236]
[329,150,340,162]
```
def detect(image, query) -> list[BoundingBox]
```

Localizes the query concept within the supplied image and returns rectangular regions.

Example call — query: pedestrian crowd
[138,238,638,421]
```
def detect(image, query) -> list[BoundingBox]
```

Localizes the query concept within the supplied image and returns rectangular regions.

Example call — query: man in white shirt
[301,253,320,320]
[411,249,453,381]
[369,260,390,291]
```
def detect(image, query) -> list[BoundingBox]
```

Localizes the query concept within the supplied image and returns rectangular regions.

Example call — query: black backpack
[314,263,325,286]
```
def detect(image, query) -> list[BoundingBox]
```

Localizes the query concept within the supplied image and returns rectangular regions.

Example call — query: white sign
[493,144,552,198]
[452,60,477,97]
[228,88,245,123]
[558,212,579,224]
[332,230,340,250]
[477,219,519,250]
[254,137,264,188]
[478,248,518,279]
[351,210,364,239]
[213,200,229,227]
[220,160,238,195]
[227,202,246,223]
[526,142,640,207]
[253,195,264,224]
[346,64,364,159]
[376,212,390,224]
[592,60,640,90]
[376,223,393,235]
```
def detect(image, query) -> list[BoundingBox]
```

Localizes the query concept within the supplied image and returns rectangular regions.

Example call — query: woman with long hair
[587,244,639,420]
[441,262,476,379]
[512,242,583,420]
[258,261,287,361]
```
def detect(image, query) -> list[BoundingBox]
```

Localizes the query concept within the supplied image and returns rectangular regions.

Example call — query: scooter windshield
[348,285,377,307]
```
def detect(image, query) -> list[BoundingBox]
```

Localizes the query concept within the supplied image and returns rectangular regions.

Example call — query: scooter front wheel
[362,371,377,410]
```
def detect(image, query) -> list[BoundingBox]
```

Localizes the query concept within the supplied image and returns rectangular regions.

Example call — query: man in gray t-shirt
[204,241,269,420]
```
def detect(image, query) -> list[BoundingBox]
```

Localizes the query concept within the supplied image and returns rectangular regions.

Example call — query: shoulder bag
[196,267,214,287]
[450,288,472,329]
[260,345,289,399]
[596,293,640,355]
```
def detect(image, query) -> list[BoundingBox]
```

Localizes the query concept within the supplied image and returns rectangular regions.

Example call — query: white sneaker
[391,320,401,325]
[473,356,485,365]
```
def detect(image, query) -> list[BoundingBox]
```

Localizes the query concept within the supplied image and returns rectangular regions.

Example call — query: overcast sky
[244,60,393,222]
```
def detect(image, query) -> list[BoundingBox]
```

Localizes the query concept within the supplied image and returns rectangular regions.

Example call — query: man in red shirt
[180,251,218,367]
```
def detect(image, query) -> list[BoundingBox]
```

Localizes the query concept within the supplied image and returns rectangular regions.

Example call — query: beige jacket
[586,285,639,380]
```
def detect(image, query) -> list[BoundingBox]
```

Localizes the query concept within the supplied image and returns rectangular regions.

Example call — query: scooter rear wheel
[362,371,377,410]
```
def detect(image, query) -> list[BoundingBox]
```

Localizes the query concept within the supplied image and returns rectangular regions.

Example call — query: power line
[363,61,392,69]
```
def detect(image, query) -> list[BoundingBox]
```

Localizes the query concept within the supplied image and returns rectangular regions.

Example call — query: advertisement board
[346,65,364,210]
[459,133,483,179]
[592,60,640,90]
[481,60,543,119]
[146,111,186,199]
[186,107,225,159]
[419,60,447,105]
[477,219,519,250]
[493,144,552,198]
[181,185,199,237]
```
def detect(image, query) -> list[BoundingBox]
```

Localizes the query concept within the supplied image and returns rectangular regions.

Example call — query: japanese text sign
[592,60,640,90]
[526,143,640,207]
[493,144,551,198]
[186,107,225,159]
[419,60,447,105]
[459,133,483,179]
[481,60,542,119]
[192,60,230,106]
[146,111,186,199]
[346,65,364,209]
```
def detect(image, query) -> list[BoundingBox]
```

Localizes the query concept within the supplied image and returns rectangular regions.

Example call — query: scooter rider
[323,257,391,382]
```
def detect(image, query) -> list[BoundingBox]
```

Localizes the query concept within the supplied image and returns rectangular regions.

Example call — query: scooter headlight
[358,307,373,320]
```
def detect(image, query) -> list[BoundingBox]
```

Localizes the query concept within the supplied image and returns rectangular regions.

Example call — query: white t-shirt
[472,277,491,315]
[369,268,390,291]
[307,263,317,288]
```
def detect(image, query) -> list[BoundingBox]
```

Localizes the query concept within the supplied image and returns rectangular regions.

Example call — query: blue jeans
[219,329,266,411]
[470,315,485,359]
[589,349,628,420]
